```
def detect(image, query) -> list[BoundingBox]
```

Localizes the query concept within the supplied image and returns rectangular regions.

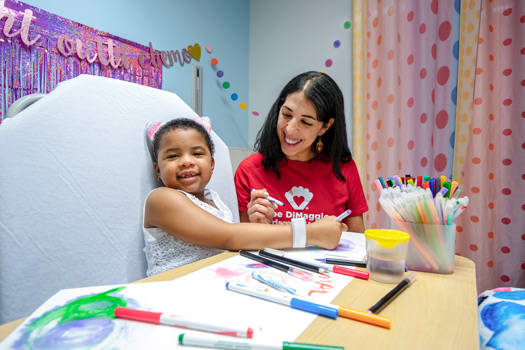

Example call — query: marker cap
[290,298,338,319]
[332,265,369,280]
[337,306,391,329]
[114,306,162,324]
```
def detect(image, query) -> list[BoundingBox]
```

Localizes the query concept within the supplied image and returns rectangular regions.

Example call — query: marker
[178,333,344,350]
[266,195,284,206]
[226,283,339,319]
[259,250,324,273]
[416,175,423,188]
[263,248,369,280]
[442,181,452,198]
[114,306,253,338]
[367,272,417,314]
[318,258,367,268]
[239,250,313,281]
[378,177,387,189]
[450,181,459,197]
[334,209,352,222]
[308,259,369,280]
[393,176,403,188]
[336,305,391,329]
[375,179,383,194]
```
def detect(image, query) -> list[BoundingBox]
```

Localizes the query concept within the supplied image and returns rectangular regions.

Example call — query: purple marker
[393,176,403,188]
[334,209,352,222]
[438,187,448,197]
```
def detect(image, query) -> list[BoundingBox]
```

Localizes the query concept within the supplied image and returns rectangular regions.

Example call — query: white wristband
[292,218,307,248]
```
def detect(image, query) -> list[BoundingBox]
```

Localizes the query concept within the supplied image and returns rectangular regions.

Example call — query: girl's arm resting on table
[343,214,365,233]
[145,188,344,250]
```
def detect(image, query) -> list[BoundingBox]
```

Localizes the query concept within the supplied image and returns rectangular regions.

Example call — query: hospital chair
[0,75,239,323]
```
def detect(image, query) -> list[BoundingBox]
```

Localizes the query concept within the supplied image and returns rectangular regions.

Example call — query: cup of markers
[375,174,469,274]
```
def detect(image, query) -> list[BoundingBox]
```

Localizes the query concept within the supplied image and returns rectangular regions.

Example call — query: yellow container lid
[364,229,410,248]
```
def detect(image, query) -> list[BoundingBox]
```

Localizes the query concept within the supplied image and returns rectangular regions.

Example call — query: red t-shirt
[234,153,368,224]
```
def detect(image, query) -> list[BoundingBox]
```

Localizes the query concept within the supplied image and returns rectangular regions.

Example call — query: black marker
[367,272,417,314]
[238,250,313,281]
[259,250,323,274]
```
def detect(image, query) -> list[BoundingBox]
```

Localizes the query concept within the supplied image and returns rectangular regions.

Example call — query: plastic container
[390,221,456,274]
[364,229,410,283]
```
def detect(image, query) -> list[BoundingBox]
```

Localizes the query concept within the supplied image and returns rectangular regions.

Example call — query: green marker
[178,333,344,350]
[442,181,452,198]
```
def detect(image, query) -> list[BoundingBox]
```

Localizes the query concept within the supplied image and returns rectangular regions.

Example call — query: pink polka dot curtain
[352,0,524,292]
[454,0,524,291]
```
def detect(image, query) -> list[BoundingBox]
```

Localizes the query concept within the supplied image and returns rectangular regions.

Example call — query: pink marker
[114,306,253,338]
[375,179,383,194]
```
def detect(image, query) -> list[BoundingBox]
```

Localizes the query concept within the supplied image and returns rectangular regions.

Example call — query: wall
[19,0,354,149]
[248,0,353,149]
[21,0,250,148]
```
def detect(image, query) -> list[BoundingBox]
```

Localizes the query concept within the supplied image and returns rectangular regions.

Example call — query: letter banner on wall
[0,0,163,120]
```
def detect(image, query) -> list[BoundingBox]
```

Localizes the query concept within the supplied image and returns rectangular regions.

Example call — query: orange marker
[450,181,459,196]
[337,305,391,329]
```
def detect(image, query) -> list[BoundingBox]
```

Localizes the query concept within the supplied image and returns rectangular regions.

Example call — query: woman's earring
[316,135,324,153]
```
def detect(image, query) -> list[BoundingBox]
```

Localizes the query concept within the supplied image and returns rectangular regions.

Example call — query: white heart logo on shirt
[285,186,313,210]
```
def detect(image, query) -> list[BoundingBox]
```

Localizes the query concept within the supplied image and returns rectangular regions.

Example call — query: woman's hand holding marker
[247,189,277,224]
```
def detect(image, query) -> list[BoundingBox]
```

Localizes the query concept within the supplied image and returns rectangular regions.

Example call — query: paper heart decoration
[187,43,201,62]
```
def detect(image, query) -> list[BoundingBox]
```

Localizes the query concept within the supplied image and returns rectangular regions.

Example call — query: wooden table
[0,253,479,349]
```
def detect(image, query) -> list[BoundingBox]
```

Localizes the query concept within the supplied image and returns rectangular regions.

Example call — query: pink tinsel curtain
[0,0,162,121]
[353,0,524,292]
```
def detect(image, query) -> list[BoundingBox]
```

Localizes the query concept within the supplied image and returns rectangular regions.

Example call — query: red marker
[114,306,254,338]
[322,264,369,280]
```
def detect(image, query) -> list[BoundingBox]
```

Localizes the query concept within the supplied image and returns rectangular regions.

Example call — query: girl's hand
[246,188,275,224]
[306,216,347,249]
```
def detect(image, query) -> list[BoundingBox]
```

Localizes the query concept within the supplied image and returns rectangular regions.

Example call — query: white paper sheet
[1,232,365,349]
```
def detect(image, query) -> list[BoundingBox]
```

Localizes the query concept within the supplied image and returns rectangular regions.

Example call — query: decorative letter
[57,34,75,57]
[138,50,150,69]
[107,39,122,69]
[95,37,109,66]
[148,42,162,69]
[182,48,192,64]
[160,51,173,67]
[19,9,40,46]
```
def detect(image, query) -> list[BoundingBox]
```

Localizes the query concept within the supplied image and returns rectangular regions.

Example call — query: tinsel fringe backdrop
[0,0,162,120]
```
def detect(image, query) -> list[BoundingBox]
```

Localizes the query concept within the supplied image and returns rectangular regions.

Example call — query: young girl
[143,118,347,276]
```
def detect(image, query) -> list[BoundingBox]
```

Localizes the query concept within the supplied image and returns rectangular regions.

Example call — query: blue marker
[225,283,338,319]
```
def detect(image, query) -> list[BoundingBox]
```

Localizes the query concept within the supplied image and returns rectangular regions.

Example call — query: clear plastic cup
[365,229,410,283]
[390,221,456,274]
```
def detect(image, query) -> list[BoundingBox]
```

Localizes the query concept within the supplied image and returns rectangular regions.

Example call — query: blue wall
[21,0,250,148]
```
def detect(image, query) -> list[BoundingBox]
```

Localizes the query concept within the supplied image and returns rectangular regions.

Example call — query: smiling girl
[143,118,347,276]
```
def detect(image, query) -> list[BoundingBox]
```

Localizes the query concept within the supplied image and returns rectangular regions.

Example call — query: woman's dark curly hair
[254,71,352,181]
